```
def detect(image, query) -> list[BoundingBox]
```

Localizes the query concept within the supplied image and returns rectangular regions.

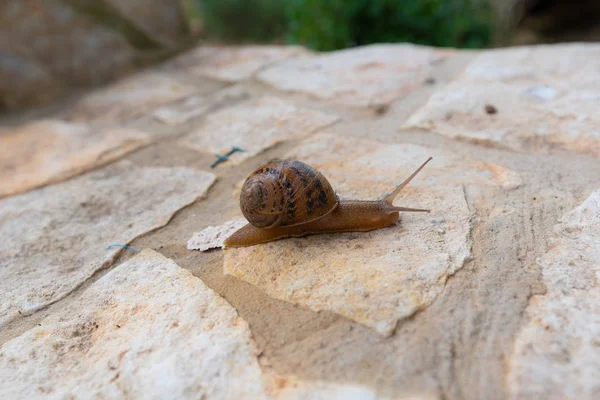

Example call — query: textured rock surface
[0,249,267,399]
[507,189,600,399]
[2,41,600,400]
[0,120,150,197]
[152,85,249,126]
[64,71,199,123]
[178,96,339,164]
[0,162,215,327]
[257,44,450,107]
[224,133,520,336]
[188,220,247,251]
[274,380,387,400]
[405,44,600,155]
[169,45,310,82]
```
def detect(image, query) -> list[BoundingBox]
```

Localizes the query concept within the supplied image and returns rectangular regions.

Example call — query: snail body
[224,157,433,248]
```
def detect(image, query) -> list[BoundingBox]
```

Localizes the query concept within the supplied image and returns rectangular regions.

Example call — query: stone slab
[169,45,311,82]
[257,44,450,108]
[64,71,198,122]
[405,44,600,156]
[0,249,267,399]
[272,377,438,400]
[508,189,600,399]
[151,85,249,126]
[0,119,150,198]
[0,162,216,327]
[178,96,339,165]
[222,133,521,335]
[460,43,600,83]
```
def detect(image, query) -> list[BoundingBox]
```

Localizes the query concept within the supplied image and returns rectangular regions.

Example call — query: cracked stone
[169,45,311,82]
[152,86,250,126]
[405,44,600,156]
[257,44,450,108]
[178,96,339,165]
[0,249,267,399]
[221,133,521,335]
[64,71,198,122]
[0,162,216,328]
[0,119,150,198]
[508,189,600,399]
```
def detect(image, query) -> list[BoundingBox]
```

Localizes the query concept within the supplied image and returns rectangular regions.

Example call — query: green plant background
[195,0,495,50]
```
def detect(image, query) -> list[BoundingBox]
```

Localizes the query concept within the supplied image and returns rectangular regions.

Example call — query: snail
[223,157,433,248]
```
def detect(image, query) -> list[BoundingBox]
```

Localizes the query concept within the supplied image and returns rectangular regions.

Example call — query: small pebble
[485,104,498,114]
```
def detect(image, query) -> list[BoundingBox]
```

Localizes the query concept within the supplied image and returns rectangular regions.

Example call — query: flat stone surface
[274,380,383,400]
[0,249,267,399]
[271,378,438,400]
[257,44,450,107]
[3,41,600,399]
[405,44,600,156]
[508,189,600,399]
[169,45,310,82]
[460,43,599,82]
[178,96,339,164]
[0,162,216,328]
[0,119,150,198]
[152,85,249,126]
[223,133,521,336]
[64,71,198,122]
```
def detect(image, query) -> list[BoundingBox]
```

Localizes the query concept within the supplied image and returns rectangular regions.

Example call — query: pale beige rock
[461,43,600,83]
[273,378,437,400]
[152,85,249,126]
[224,133,521,335]
[508,189,600,400]
[178,96,339,165]
[405,44,600,156]
[0,119,150,197]
[257,44,450,107]
[0,162,216,327]
[0,249,267,400]
[170,45,311,82]
[65,71,197,122]
[275,381,381,400]
[188,220,247,251]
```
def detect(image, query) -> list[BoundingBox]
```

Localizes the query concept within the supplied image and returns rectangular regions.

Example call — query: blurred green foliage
[199,0,287,42]
[197,0,495,50]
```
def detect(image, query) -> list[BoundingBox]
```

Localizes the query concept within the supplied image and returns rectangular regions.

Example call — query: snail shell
[239,160,339,229]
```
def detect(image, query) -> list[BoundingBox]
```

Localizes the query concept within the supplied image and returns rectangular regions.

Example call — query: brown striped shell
[239,160,339,229]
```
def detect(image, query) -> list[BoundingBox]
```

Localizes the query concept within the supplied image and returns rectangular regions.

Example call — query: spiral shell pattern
[239,160,339,229]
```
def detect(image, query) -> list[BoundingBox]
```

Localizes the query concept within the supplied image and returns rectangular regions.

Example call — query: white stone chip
[188,220,248,251]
